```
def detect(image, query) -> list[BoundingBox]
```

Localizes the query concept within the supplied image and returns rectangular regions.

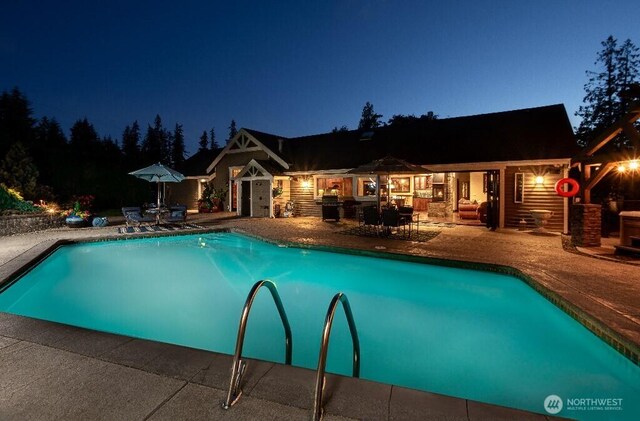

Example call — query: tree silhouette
[172,123,186,168]
[210,127,219,149]
[0,87,36,157]
[122,120,141,168]
[576,36,639,148]
[199,130,209,152]
[358,102,383,130]
[227,119,237,144]
[141,115,171,164]
[331,125,349,133]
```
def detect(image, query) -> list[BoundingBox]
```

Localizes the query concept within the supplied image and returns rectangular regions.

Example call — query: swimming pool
[1,232,638,420]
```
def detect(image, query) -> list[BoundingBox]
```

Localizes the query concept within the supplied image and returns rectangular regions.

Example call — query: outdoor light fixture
[630,160,639,170]
[200,178,207,183]
[301,179,311,189]
[618,164,627,173]
[535,176,544,185]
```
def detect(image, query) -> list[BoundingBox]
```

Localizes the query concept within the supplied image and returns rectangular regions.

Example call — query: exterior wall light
[630,160,639,170]
[618,164,627,173]
[200,178,207,183]
[301,179,311,189]
[535,176,544,185]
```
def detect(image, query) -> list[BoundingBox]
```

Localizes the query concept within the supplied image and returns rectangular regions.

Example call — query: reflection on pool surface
[1,232,638,420]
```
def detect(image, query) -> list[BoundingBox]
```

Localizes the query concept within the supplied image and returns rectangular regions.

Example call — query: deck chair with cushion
[122,207,155,227]
[165,205,187,224]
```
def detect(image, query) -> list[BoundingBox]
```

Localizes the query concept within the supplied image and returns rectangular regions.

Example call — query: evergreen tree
[210,127,219,149]
[122,120,141,167]
[576,36,639,148]
[141,115,169,164]
[358,102,383,130]
[0,142,39,199]
[199,130,209,152]
[0,87,36,157]
[227,119,237,144]
[172,123,186,168]
[33,117,67,197]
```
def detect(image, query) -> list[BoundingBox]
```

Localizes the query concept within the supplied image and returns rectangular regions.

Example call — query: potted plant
[198,182,214,213]
[62,201,90,228]
[211,187,228,212]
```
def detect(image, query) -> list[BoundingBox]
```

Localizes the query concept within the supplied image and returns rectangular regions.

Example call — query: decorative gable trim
[234,159,273,180]
[206,129,289,173]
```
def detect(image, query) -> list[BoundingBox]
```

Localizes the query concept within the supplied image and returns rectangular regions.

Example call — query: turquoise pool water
[0,232,638,420]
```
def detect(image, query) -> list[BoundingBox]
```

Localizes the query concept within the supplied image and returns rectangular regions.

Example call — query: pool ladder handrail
[222,279,292,410]
[312,292,360,421]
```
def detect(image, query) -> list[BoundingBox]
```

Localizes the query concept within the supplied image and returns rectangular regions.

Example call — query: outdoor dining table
[144,206,169,224]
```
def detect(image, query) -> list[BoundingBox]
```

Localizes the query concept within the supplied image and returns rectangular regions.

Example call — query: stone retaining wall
[570,203,601,247]
[0,213,65,236]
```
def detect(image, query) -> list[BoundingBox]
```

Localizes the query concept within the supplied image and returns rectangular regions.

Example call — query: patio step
[614,244,640,257]
[630,236,640,247]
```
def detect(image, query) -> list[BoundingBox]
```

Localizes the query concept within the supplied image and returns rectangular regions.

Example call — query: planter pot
[65,215,86,228]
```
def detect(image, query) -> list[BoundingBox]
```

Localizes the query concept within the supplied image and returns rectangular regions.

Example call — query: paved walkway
[1,214,638,420]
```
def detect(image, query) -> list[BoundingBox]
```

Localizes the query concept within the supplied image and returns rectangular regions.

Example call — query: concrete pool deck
[1,214,638,420]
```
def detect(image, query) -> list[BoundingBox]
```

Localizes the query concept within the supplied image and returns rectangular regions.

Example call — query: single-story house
[177,104,579,232]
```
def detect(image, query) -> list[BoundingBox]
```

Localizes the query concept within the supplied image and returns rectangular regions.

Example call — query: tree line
[0,87,239,210]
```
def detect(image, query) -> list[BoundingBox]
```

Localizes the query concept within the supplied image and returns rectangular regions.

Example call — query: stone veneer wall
[0,213,65,236]
[570,204,601,247]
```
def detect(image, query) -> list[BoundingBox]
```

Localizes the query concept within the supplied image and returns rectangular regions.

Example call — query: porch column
[499,168,505,228]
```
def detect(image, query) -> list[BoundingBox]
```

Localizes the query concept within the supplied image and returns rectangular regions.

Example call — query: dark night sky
[1,1,638,155]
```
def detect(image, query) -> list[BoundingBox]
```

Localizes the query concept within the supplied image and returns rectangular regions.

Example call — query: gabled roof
[179,148,222,176]
[245,104,578,172]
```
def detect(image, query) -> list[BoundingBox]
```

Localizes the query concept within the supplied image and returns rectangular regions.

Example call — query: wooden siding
[504,166,565,231]
[168,179,199,210]
[290,179,320,217]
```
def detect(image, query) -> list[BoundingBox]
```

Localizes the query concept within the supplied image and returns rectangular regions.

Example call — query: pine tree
[358,102,383,130]
[576,36,639,148]
[227,119,237,144]
[122,120,141,167]
[172,123,186,168]
[199,130,209,152]
[141,115,168,164]
[210,127,219,149]
[0,87,36,157]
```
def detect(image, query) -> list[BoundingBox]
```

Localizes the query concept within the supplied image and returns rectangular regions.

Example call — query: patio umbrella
[348,156,428,210]
[128,162,185,211]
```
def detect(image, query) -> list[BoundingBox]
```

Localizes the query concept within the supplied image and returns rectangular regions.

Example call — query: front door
[251,180,271,217]
[241,181,251,216]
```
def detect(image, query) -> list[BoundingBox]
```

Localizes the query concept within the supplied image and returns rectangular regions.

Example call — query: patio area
[1,214,639,420]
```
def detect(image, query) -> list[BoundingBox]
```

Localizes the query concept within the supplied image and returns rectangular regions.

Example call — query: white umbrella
[129,163,185,216]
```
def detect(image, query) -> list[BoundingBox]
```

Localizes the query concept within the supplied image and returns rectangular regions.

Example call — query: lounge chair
[122,207,155,227]
[165,205,187,224]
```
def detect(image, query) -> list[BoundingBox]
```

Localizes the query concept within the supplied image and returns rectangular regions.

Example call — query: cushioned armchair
[165,205,187,224]
[458,199,479,220]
